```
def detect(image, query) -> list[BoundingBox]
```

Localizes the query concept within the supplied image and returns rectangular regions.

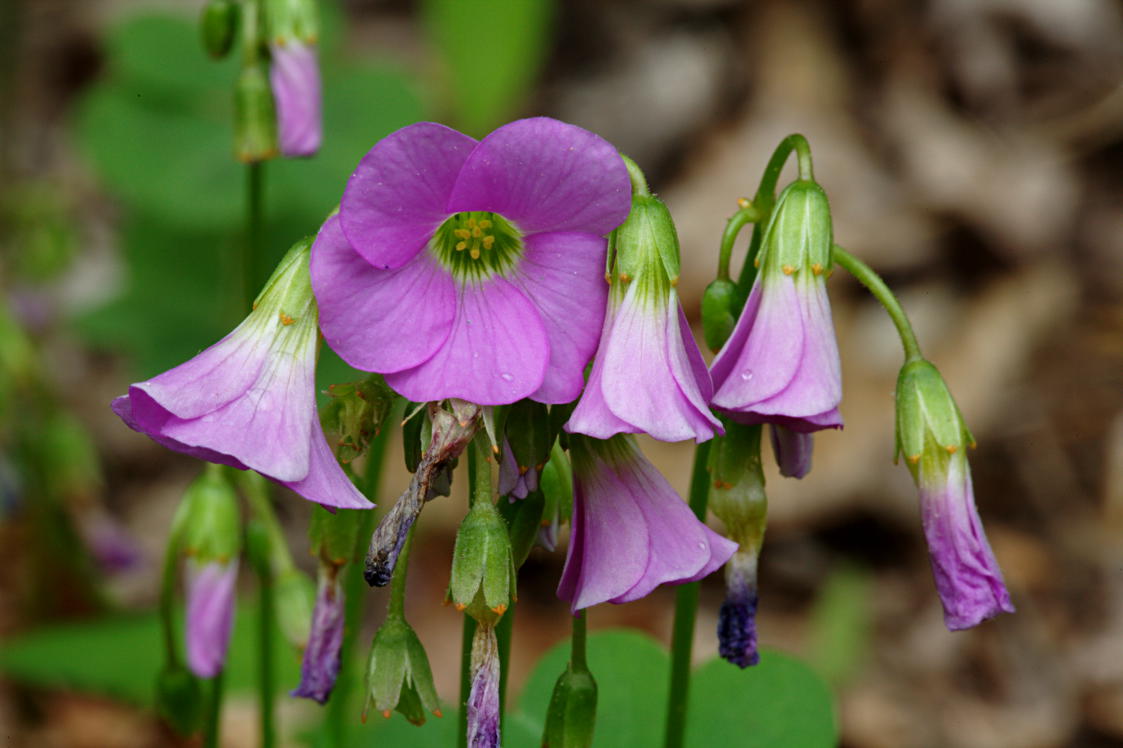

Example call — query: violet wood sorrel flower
[310,118,631,406]
[266,0,321,157]
[557,435,737,611]
[710,180,843,437]
[896,359,1013,630]
[567,188,722,442]
[111,240,368,510]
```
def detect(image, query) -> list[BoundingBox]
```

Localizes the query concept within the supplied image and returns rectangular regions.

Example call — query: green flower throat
[432,211,522,280]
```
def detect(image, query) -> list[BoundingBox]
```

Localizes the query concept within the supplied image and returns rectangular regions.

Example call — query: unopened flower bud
[308,504,362,566]
[498,400,551,500]
[467,624,500,748]
[265,0,318,45]
[542,663,597,748]
[200,0,238,59]
[717,551,759,668]
[154,664,203,735]
[895,359,1013,630]
[274,567,315,650]
[234,62,278,162]
[292,565,345,704]
[537,441,573,552]
[181,467,241,565]
[769,424,812,479]
[701,277,738,353]
[447,500,514,626]
[363,616,441,724]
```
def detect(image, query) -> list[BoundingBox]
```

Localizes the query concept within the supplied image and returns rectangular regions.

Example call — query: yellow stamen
[456,241,467,251]
[477,219,491,229]
[782,264,795,275]
[454,228,471,239]
[482,235,495,249]
[470,247,481,260]
[472,226,483,238]
[466,217,477,228]
[811,263,824,276]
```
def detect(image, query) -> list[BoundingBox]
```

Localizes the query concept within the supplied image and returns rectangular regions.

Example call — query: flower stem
[716,204,765,282]
[458,614,477,748]
[244,161,265,309]
[734,133,815,297]
[496,598,515,730]
[204,670,225,748]
[256,545,276,748]
[620,154,650,197]
[663,440,712,748]
[571,610,588,671]
[468,434,492,508]
[831,244,924,363]
[320,411,392,748]
[387,526,413,619]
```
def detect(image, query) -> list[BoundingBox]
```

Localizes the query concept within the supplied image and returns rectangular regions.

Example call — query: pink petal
[709,280,762,391]
[279,412,373,509]
[311,215,455,373]
[565,301,642,439]
[340,122,477,270]
[512,231,608,403]
[446,117,631,237]
[115,393,250,470]
[384,278,549,406]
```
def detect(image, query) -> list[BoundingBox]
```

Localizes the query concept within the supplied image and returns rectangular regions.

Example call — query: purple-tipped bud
[467,624,500,748]
[292,567,345,704]
[185,559,238,678]
[498,437,538,500]
[769,425,812,479]
[269,41,322,157]
[717,552,759,668]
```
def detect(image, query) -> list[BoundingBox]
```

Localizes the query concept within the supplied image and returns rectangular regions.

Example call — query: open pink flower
[111,244,368,510]
[310,117,631,406]
[557,436,737,611]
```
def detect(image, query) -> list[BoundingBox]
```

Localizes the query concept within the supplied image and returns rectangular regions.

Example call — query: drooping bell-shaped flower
[363,615,442,724]
[266,0,321,157]
[896,359,1014,630]
[567,181,722,443]
[310,118,631,406]
[111,239,369,510]
[558,435,737,611]
[179,467,242,678]
[710,180,842,437]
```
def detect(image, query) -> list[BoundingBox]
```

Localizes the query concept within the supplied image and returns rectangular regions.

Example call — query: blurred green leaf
[807,564,872,686]
[0,603,302,707]
[423,0,552,136]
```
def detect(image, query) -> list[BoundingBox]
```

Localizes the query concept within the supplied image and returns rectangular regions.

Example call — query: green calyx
[155,664,204,735]
[234,62,278,163]
[180,466,242,563]
[322,375,396,464]
[446,499,515,626]
[364,616,441,724]
[274,568,316,650]
[244,237,319,352]
[431,211,523,282]
[542,665,598,748]
[758,180,833,280]
[611,195,681,305]
[308,504,365,565]
[265,0,319,45]
[706,421,767,550]
[894,359,975,481]
[701,278,738,353]
[200,0,238,59]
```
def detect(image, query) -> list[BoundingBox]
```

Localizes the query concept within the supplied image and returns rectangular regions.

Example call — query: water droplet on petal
[500,373,514,382]
[740,369,754,381]
[697,541,707,550]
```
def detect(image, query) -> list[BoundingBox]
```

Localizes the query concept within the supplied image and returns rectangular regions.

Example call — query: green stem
[244,161,265,309]
[832,244,923,363]
[239,472,295,575]
[571,610,588,671]
[663,441,712,748]
[387,527,413,619]
[158,499,191,666]
[468,436,492,508]
[734,133,814,296]
[716,204,765,282]
[256,549,276,748]
[204,670,225,748]
[458,614,477,748]
[321,409,392,748]
[620,154,650,197]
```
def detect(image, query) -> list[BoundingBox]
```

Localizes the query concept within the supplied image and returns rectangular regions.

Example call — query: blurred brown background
[1,0,1122,746]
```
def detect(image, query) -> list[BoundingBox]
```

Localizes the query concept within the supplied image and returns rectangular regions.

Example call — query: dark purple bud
[717,552,760,668]
[769,425,813,479]
[467,624,500,748]
[292,568,345,703]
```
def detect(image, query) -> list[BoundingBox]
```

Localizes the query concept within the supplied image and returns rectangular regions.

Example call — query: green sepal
[264,0,319,45]
[233,61,278,163]
[180,466,241,564]
[548,402,576,451]
[894,359,974,478]
[540,441,574,526]
[542,664,598,748]
[154,664,204,735]
[274,567,316,650]
[364,616,441,724]
[762,180,832,276]
[200,0,238,59]
[613,195,681,286]
[447,500,514,625]
[499,489,546,569]
[321,375,396,464]
[707,420,767,550]
[505,399,551,476]
[308,504,363,565]
[482,404,509,455]
[401,402,425,472]
[701,278,738,353]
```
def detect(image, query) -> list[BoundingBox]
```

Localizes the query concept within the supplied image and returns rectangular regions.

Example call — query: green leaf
[0,603,302,707]
[806,564,872,687]
[687,653,837,748]
[422,0,553,136]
